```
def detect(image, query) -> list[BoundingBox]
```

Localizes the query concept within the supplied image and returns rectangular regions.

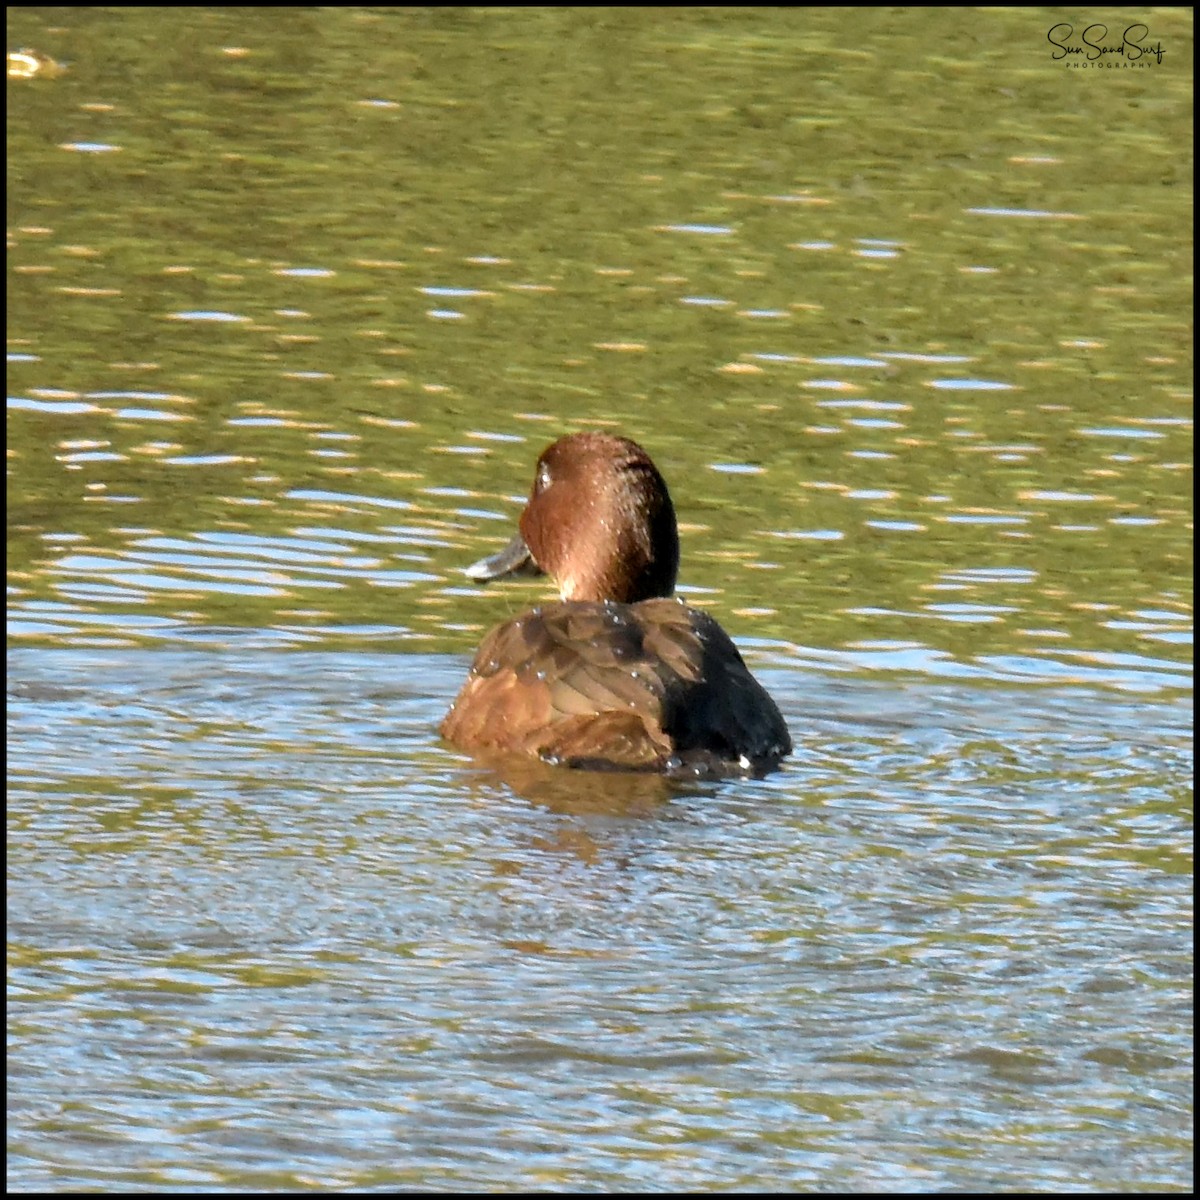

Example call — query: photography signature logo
[1047,22,1165,66]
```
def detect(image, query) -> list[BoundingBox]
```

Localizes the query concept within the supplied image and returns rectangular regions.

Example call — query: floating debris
[7,48,65,79]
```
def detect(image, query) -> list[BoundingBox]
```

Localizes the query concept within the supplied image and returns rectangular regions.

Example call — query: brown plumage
[441,433,791,776]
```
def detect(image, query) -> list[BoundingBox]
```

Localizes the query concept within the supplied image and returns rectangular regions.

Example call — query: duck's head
[466,432,680,604]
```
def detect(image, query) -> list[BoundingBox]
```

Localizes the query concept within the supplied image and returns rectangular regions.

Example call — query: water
[8,644,1191,1191]
[7,5,1193,1192]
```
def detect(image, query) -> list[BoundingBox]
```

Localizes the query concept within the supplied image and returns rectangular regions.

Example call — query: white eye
[536,463,552,492]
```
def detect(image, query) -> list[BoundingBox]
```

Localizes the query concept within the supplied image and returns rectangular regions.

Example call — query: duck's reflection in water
[454,748,687,818]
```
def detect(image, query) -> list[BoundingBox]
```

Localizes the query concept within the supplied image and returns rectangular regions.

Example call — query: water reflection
[447,750,679,817]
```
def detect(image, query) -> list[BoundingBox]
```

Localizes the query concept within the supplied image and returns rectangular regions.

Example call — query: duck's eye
[536,463,552,493]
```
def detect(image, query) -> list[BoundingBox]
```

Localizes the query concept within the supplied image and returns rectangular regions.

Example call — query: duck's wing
[440,603,672,768]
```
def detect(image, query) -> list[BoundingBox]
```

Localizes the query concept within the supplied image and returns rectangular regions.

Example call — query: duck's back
[441,598,791,775]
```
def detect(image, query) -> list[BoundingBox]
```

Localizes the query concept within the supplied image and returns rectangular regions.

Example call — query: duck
[440,432,791,776]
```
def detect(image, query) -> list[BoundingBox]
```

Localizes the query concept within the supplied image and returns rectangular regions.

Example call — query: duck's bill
[464,533,544,583]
